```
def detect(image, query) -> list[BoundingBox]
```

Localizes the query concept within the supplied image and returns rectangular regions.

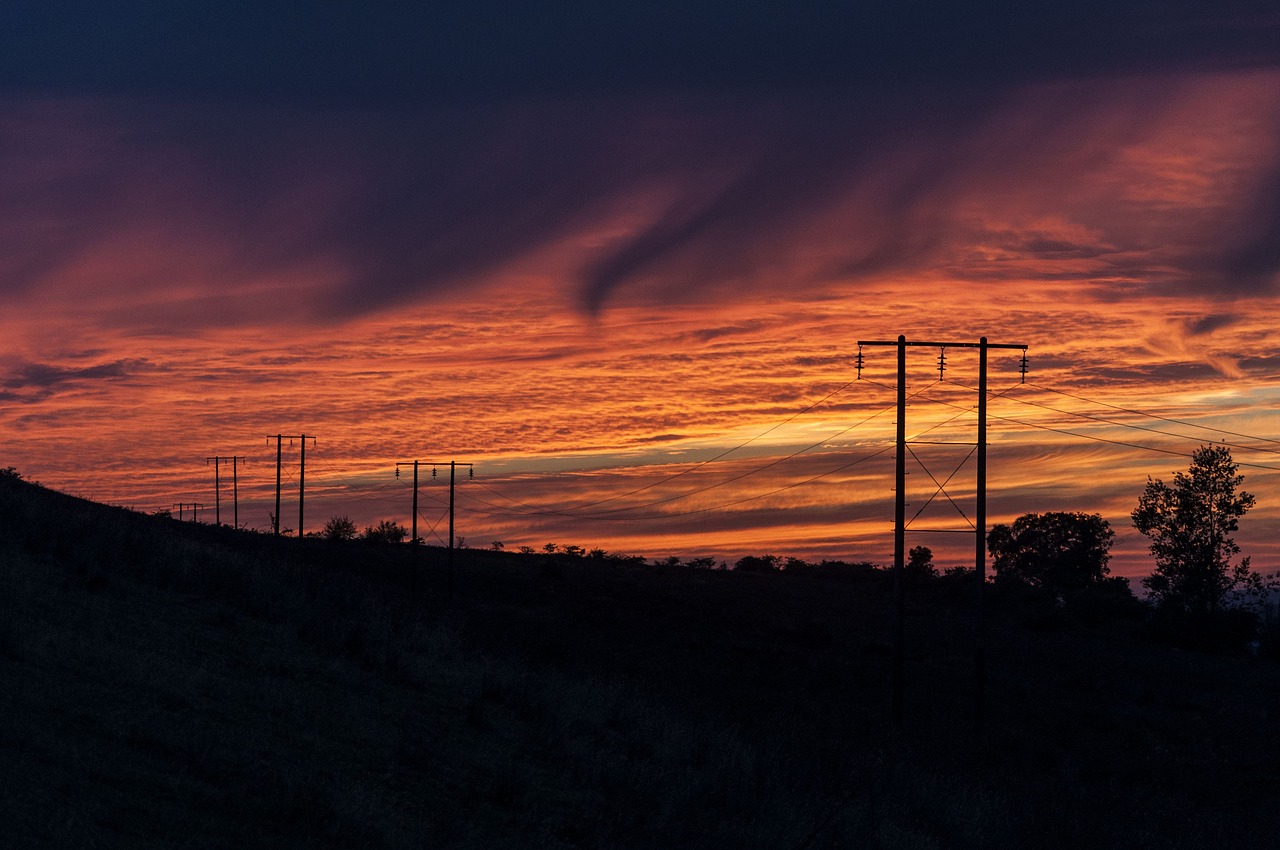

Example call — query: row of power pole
[195,436,315,536]
[199,440,474,563]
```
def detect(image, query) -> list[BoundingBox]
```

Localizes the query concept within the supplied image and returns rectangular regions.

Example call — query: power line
[1026,381,1280,447]
[957,382,1280,458]
[919,386,1280,473]
[457,444,896,521]
[470,381,930,520]
[543,376,865,512]
[460,382,985,524]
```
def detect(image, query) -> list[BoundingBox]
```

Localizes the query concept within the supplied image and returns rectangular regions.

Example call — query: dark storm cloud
[1222,161,1280,290]
[0,358,153,402]
[1,3,1278,324]
[3,358,151,389]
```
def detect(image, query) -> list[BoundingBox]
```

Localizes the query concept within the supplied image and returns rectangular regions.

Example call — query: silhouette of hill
[2,472,1278,848]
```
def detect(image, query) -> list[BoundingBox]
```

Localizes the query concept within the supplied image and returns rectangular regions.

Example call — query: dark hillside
[1,472,1278,848]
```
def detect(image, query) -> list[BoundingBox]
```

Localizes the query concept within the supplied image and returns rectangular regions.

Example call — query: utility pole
[857,335,1026,734]
[395,461,422,546]
[172,502,205,522]
[409,460,474,598]
[206,455,246,527]
[395,460,426,594]
[267,435,316,537]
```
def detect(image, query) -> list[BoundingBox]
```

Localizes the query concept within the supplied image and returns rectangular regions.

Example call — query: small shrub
[322,515,358,542]
[363,520,408,544]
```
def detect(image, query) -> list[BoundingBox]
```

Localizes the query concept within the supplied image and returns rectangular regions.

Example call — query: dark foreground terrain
[2,473,1278,848]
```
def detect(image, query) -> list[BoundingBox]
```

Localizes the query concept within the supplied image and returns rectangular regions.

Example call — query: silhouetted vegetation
[1133,445,1266,613]
[906,544,937,579]
[3,472,1279,848]
[363,518,409,544]
[733,554,779,573]
[989,511,1115,593]
[321,514,358,541]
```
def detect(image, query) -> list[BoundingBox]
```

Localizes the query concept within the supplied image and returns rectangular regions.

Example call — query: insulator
[855,346,865,380]
[1019,352,1029,383]
[937,348,947,381]
[395,467,399,478]
[432,467,437,478]
[469,467,474,479]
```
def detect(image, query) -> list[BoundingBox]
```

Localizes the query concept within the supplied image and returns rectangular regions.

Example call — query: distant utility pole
[408,460,474,598]
[206,455,246,528]
[267,434,316,537]
[172,502,205,522]
[857,335,1027,735]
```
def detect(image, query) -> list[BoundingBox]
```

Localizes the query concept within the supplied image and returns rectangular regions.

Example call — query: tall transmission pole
[409,460,474,598]
[857,335,1026,734]
[206,455,246,527]
[267,435,316,537]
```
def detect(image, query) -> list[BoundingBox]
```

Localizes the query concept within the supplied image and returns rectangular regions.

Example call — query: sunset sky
[3,3,1279,577]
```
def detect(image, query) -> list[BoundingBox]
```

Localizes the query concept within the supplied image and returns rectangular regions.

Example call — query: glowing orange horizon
[3,71,1279,580]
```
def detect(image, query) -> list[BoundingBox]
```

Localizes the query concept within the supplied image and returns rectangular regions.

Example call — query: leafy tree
[1132,445,1259,613]
[321,515,358,541]
[988,511,1115,594]
[363,519,409,544]
[734,555,779,573]
[906,545,937,579]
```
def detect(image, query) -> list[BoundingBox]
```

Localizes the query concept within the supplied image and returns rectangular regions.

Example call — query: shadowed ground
[1,473,1277,848]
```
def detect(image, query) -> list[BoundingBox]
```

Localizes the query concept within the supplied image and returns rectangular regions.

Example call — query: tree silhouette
[363,519,408,544]
[906,545,936,579]
[734,555,779,573]
[321,515,358,541]
[988,512,1115,594]
[1132,445,1259,613]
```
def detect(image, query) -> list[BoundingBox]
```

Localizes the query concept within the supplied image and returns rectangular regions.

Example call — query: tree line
[313,445,1272,651]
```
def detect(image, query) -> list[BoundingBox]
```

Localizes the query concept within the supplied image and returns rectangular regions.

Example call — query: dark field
[2,474,1277,848]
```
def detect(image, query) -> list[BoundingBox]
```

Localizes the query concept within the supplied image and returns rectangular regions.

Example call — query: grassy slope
[1,473,1278,849]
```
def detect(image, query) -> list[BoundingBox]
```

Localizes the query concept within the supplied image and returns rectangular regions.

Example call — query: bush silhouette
[322,515,358,541]
[363,519,408,544]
